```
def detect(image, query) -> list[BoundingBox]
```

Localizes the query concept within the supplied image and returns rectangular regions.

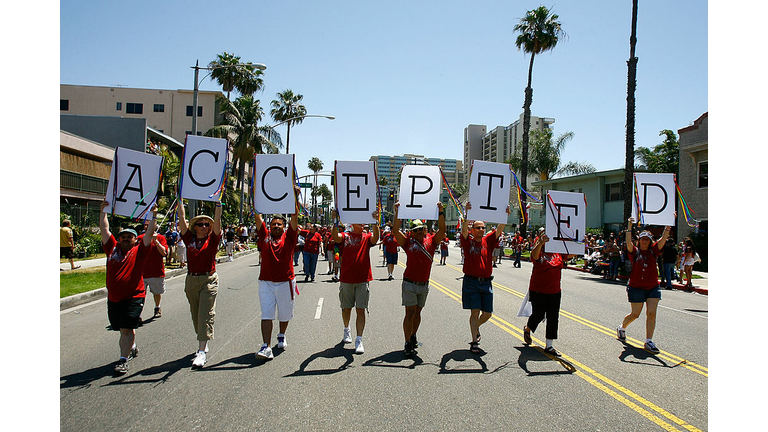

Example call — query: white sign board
[397,165,441,221]
[544,190,586,255]
[334,160,378,224]
[105,147,163,218]
[631,173,676,226]
[179,135,229,202]
[253,154,297,214]
[467,160,511,224]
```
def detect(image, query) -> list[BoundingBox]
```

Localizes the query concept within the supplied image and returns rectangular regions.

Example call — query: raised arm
[289,185,300,232]
[461,202,472,239]
[177,200,188,236]
[99,199,111,245]
[392,202,406,246]
[143,203,159,247]
[625,217,635,254]
[331,210,343,244]
[370,208,381,245]
[213,202,222,236]
[433,202,447,243]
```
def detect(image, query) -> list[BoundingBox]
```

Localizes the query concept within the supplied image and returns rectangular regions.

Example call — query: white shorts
[144,277,166,295]
[258,279,296,322]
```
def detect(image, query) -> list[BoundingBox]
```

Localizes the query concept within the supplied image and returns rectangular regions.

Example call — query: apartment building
[677,112,708,239]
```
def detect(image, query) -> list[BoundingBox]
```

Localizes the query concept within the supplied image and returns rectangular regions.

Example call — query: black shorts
[60,247,74,259]
[107,298,145,330]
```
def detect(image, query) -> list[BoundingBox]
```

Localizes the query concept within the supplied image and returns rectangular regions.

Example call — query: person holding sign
[253,190,301,360]
[392,201,446,356]
[522,234,575,357]
[99,199,158,375]
[331,209,381,354]
[616,217,673,354]
[177,201,223,368]
[460,202,510,354]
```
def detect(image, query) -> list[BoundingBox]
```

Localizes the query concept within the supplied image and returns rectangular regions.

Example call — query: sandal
[476,332,481,343]
[469,342,481,354]
[523,326,532,345]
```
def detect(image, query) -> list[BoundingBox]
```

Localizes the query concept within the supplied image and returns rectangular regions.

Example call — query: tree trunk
[623,0,639,224]
[285,122,292,154]
[520,52,536,238]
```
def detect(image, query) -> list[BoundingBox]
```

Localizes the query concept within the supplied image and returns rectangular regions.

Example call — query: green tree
[308,157,324,222]
[634,129,679,174]
[270,89,307,154]
[508,129,595,181]
[513,5,566,237]
[208,52,265,100]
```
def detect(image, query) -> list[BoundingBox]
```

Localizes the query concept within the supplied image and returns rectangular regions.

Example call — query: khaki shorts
[339,282,370,309]
[144,277,166,295]
[402,279,429,308]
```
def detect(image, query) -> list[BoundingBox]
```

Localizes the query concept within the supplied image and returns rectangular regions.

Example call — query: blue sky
[58,0,707,184]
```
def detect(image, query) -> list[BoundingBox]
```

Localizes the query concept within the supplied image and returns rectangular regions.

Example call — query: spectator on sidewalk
[177,201,223,369]
[138,222,168,319]
[660,238,678,290]
[617,217,673,354]
[60,219,81,270]
[682,237,697,291]
[99,200,157,375]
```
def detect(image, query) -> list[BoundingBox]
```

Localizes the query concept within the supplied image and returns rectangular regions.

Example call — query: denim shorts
[461,277,493,313]
[626,285,661,303]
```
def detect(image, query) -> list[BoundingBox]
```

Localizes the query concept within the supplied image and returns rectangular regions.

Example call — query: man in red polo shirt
[99,200,157,375]
[392,201,446,356]
[460,202,509,354]
[138,222,168,319]
[254,202,300,360]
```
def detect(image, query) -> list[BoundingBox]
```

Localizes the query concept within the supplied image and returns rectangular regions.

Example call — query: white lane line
[315,297,324,319]
[659,305,708,319]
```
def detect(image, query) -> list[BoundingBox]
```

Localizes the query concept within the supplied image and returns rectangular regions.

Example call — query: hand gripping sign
[105,147,163,218]
[397,165,441,221]
[544,190,586,255]
[467,160,511,224]
[253,154,297,214]
[631,173,676,226]
[179,135,229,202]
[334,160,378,224]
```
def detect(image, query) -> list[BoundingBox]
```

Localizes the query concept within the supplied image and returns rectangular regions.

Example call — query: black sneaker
[410,334,418,348]
[404,342,414,356]
[128,346,139,360]
[114,358,129,375]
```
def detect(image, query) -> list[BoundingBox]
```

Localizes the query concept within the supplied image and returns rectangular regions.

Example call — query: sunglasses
[473,226,486,230]
[195,222,210,227]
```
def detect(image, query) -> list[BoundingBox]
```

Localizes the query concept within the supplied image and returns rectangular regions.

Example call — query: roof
[147,126,184,149]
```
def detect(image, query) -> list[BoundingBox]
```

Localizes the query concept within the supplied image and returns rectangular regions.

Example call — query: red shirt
[339,232,373,284]
[403,233,438,283]
[529,252,566,294]
[628,244,661,289]
[137,233,167,278]
[460,231,500,279]
[258,223,297,282]
[103,235,150,302]
[440,237,449,251]
[300,230,323,254]
[383,233,399,254]
[181,230,221,274]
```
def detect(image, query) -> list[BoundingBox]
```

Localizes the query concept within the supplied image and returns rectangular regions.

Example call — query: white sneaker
[192,351,207,368]
[256,344,274,359]
[276,334,287,349]
[343,327,352,343]
[354,338,364,354]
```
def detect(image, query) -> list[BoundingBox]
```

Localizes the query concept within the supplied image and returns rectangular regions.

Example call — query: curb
[60,247,259,311]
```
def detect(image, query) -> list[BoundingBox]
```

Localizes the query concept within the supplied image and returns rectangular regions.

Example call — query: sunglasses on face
[195,223,210,227]
[474,226,486,230]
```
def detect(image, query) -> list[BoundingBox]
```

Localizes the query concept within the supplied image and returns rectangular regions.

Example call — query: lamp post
[189,59,267,218]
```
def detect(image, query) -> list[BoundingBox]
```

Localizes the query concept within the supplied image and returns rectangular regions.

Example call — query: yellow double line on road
[397,257,705,432]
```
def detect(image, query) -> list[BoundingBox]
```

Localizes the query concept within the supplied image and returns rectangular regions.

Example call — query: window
[126,103,143,114]
[60,99,69,111]
[605,183,623,202]
[153,104,164,113]
[186,106,203,117]
[116,102,122,111]
[698,162,708,188]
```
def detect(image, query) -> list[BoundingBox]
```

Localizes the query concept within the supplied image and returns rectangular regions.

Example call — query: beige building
[60,84,224,145]
[677,112,708,239]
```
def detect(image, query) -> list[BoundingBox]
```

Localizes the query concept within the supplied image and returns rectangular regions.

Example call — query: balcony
[60,170,109,195]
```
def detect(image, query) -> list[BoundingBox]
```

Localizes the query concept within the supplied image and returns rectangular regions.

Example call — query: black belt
[403,277,429,286]
[464,275,494,283]
[188,271,216,277]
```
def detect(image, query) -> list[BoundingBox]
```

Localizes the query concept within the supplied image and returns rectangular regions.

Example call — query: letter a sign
[179,135,229,202]
[467,160,511,224]
[334,160,377,224]
[105,147,163,218]
[254,154,297,214]
[397,165,441,221]
[631,173,676,226]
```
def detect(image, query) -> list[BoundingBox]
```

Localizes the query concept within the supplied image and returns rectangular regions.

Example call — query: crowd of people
[89,195,698,375]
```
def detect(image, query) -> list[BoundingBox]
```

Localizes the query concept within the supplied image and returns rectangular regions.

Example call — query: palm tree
[271,89,307,154]
[623,0,639,222]
[508,129,595,181]
[208,52,264,100]
[308,157,324,222]
[206,95,282,222]
[513,5,566,237]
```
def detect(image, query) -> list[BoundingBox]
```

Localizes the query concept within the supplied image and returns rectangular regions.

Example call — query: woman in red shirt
[177,201,222,368]
[616,216,672,354]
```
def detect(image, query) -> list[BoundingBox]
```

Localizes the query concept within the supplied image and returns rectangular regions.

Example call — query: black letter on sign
[262,166,289,202]
[552,203,579,242]
[406,175,433,208]
[189,149,219,188]
[477,172,504,210]
[641,183,668,215]
[342,173,369,211]
[115,163,146,205]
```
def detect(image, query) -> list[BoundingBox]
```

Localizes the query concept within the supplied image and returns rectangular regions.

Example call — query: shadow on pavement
[284,342,355,377]
[362,350,430,370]
[618,342,671,368]
[515,346,576,376]
[438,348,488,374]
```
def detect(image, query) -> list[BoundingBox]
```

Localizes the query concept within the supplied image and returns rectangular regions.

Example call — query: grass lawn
[60,266,106,298]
